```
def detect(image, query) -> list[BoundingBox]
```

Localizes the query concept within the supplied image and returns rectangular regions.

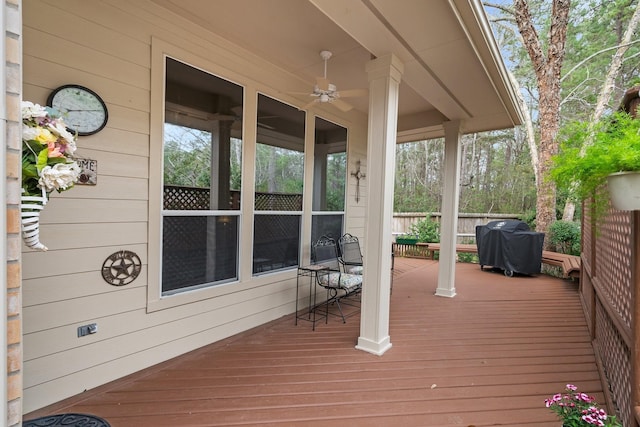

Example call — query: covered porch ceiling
[150,0,523,142]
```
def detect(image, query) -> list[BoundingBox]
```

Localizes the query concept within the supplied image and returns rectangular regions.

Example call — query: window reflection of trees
[252,94,305,274]
[161,57,243,293]
[311,117,347,245]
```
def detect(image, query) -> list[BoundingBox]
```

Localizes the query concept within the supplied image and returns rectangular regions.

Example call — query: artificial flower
[22,101,80,198]
[38,162,81,192]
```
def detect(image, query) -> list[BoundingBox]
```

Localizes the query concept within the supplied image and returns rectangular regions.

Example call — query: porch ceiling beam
[308,0,471,121]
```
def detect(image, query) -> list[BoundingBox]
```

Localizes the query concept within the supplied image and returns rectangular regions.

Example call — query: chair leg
[334,297,346,323]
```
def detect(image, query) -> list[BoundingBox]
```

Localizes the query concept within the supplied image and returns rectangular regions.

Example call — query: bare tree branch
[561,40,640,83]
[591,0,640,123]
[484,2,515,15]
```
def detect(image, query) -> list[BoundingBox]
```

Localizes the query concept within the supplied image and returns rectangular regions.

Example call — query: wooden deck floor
[25,259,601,426]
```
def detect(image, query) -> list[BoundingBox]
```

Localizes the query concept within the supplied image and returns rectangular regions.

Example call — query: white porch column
[435,120,462,298]
[356,54,403,356]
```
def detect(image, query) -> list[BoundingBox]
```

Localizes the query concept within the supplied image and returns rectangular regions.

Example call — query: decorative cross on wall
[350,160,366,203]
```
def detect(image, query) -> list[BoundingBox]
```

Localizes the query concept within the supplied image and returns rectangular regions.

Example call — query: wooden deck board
[24,259,601,426]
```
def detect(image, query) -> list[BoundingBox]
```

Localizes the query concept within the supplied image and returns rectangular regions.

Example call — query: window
[162,57,243,294]
[311,117,347,245]
[253,94,305,274]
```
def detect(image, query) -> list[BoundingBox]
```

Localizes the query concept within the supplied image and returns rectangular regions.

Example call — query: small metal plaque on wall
[76,158,97,185]
[101,250,142,286]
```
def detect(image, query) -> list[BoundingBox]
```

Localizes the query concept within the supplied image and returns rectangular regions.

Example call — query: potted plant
[545,384,621,426]
[551,110,640,220]
[395,234,418,245]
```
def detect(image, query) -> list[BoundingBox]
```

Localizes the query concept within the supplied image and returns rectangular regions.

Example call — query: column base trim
[355,336,392,356]
[435,288,457,298]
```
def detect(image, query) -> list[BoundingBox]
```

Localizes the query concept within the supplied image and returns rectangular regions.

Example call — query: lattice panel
[164,185,211,210]
[255,192,302,211]
[162,216,238,292]
[162,216,208,291]
[596,208,633,329]
[164,185,302,211]
[595,299,632,427]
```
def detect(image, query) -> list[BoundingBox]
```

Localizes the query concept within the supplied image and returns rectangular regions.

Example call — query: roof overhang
[151,0,523,141]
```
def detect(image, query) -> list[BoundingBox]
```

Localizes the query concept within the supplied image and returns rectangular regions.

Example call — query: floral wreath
[21,101,81,251]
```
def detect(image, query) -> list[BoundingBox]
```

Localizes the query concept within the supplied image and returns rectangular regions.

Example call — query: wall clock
[47,84,108,136]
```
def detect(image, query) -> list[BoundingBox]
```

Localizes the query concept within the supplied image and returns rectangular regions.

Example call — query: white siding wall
[22,0,367,412]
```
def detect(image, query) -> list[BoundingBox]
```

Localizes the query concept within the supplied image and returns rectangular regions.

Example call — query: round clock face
[47,85,108,136]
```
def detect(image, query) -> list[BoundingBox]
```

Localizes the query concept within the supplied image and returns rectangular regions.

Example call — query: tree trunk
[514,0,570,244]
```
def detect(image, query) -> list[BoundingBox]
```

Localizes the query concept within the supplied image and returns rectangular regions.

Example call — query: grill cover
[475,220,544,275]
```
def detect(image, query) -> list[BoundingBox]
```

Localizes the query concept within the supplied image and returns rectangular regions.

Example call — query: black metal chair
[312,235,362,323]
[337,233,364,275]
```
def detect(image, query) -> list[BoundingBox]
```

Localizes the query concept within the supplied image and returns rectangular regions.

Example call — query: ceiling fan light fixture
[320,94,330,103]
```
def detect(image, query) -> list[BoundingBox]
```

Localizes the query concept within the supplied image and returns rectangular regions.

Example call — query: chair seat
[345,265,363,275]
[317,272,362,292]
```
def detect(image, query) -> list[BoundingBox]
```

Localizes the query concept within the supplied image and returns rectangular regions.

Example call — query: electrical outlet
[77,323,98,337]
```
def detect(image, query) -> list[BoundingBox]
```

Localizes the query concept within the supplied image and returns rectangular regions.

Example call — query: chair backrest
[338,233,363,266]
[312,235,340,270]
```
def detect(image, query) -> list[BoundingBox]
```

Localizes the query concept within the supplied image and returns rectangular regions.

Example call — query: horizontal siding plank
[43,176,149,202]
[23,286,147,335]
[71,150,149,179]
[22,244,147,280]
[22,57,150,116]
[23,27,148,90]
[24,1,150,68]
[29,199,148,225]
[31,222,147,252]
[39,0,153,44]
[24,269,148,307]
[73,127,150,157]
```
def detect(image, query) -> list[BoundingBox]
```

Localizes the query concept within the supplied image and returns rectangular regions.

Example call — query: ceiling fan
[295,50,367,112]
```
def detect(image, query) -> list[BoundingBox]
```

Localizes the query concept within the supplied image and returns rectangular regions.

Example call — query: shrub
[548,220,581,256]
[408,215,440,243]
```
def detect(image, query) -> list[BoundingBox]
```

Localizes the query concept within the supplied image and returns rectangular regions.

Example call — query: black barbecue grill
[475,220,544,277]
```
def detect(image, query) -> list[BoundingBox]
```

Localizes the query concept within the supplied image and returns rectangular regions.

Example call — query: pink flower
[47,141,64,158]
[577,392,593,402]
[566,384,578,391]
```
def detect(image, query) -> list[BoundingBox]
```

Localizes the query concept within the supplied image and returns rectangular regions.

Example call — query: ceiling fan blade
[285,91,316,96]
[331,98,354,112]
[338,89,368,98]
[315,77,331,92]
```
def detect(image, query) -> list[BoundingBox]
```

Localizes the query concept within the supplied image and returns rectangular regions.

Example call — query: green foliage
[548,220,581,256]
[551,112,640,221]
[326,152,346,211]
[408,215,440,243]
[519,210,537,229]
[457,252,477,264]
[394,130,536,214]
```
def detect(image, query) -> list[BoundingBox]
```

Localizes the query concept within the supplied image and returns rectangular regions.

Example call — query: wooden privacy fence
[581,201,640,427]
[392,212,520,242]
